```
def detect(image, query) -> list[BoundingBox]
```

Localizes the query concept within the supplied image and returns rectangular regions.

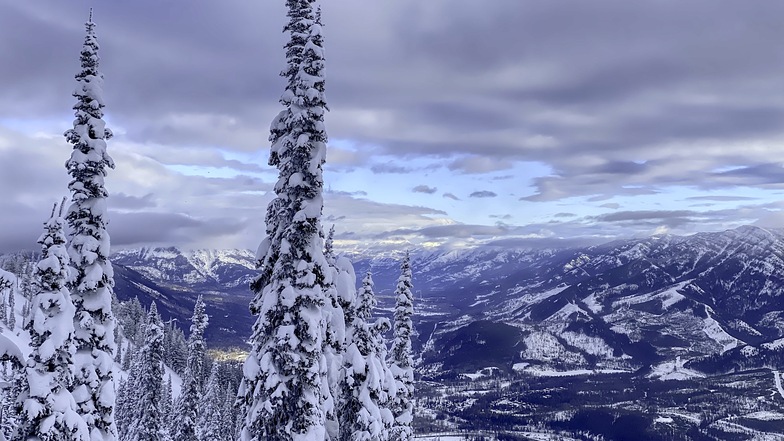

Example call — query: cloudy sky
[3,1,784,254]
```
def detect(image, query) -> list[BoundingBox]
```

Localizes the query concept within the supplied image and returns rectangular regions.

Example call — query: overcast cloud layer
[3,1,784,254]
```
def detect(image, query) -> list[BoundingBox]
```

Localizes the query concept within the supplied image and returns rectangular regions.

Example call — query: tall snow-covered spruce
[126,303,167,441]
[172,295,209,441]
[63,11,118,441]
[18,201,89,441]
[237,0,336,440]
[390,253,414,441]
[338,272,395,441]
[196,368,225,441]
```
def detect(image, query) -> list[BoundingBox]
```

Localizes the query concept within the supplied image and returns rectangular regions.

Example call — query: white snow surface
[745,411,784,421]
[544,302,588,325]
[561,331,616,359]
[763,338,784,350]
[0,331,23,364]
[774,370,784,399]
[0,268,15,284]
[611,281,689,311]
[702,315,739,353]
[522,332,585,365]
[648,357,705,381]
[582,293,602,314]
[516,366,629,377]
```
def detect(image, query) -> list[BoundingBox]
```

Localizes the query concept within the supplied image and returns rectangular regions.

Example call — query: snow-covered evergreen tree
[389,253,414,441]
[163,320,188,376]
[0,273,11,325]
[114,331,124,365]
[237,1,336,440]
[114,376,133,439]
[338,272,395,441]
[221,386,239,441]
[115,340,143,441]
[126,303,168,441]
[7,282,15,331]
[64,11,117,441]
[121,345,134,371]
[324,225,335,263]
[161,376,173,431]
[173,295,209,441]
[196,368,224,441]
[18,201,89,441]
[0,333,24,441]
[20,264,35,328]
[116,297,145,346]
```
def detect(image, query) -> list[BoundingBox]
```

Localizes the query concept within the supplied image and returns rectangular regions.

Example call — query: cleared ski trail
[774,370,784,399]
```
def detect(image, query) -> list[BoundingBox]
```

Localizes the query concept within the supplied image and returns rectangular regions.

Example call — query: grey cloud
[686,195,759,202]
[469,191,497,198]
[0,203,52,253]
[370,163,412,174]
[583,207,756,231]
[383,224,510,239]
[710,163,784,186]
[591,161,648,175]
[324,215,347,222]
[362,201,780,254]
[442,193,460,200]
[112,193,157,210]
[326,146,372,169]
[412,185,437,194]
[482,236,607,250]
[521,174,662,202]
[600,203,621,209]
[325,189,368,197]
[594,210,698,223]
[109,211,247,247]
[586,189,661,202]
[448,156,515,174]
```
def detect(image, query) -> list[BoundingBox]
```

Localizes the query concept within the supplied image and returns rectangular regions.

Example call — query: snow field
[703,315,739,353]
[522,331,585,365]
[648,357,705,381]
[773,370,784,399]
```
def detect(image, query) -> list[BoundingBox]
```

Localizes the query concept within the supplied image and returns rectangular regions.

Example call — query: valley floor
[415,368,784,441]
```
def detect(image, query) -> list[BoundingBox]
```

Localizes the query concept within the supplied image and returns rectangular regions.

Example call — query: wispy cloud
[412,185,437,194]
[470,190,498,198]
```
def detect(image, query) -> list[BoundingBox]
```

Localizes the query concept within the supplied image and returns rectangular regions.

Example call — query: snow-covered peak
[184,249,256,275]
[112,247,257,289]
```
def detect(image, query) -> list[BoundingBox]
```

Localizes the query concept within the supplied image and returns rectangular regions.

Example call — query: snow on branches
[390,253,414,441]
[64,12,118,440]
[239,1,337,440]
[18,200,89,441]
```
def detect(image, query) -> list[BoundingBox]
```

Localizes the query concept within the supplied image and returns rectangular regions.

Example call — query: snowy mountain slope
[111,247,256,289]
[110,249,257,347]
[8,225,784,369]
[350,225,784,377]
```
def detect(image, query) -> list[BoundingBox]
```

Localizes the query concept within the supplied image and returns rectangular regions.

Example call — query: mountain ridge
[6,225,784,371]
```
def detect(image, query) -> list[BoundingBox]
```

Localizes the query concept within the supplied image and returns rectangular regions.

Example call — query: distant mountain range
[110,247,258,347]
[102,225,784,381]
